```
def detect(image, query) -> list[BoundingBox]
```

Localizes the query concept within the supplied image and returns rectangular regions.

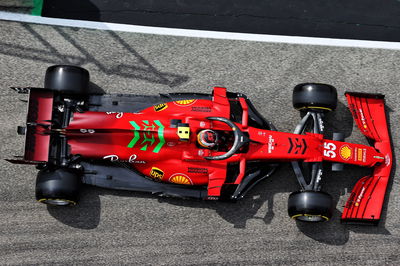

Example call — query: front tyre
[293,83,337,112]
[35,168,81,206]
[288,191,334,222]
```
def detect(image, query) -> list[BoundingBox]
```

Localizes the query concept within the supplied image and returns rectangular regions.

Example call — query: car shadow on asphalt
[88,81,106,95]
[47,189,101,230]
[45,161,389,244]
[0,22,189,88]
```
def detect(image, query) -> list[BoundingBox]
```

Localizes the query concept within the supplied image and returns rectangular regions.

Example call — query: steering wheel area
[204,117,249,160]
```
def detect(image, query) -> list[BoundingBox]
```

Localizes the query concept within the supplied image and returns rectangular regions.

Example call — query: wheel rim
[292,214,329,222]
[38,198,75,206]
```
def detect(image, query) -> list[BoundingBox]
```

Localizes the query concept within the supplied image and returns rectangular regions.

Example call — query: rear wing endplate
[6,89,54,164]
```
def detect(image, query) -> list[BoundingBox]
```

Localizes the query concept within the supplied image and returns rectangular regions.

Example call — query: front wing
[341,92,393,224]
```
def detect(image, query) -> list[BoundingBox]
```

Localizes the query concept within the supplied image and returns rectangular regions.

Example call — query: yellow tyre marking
[296,106,332,111]
[37,198,77,205]
[291,214,330,221]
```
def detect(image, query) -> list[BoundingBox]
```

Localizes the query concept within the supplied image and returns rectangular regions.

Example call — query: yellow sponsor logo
[177,125,190,140]
[149,167,164,180]
[174,99,196,106]
[154,103,168,112]
[339,145,352,160]
[169,174,192,185]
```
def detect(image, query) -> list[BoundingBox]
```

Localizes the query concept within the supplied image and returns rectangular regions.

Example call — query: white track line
[1,11,400,50]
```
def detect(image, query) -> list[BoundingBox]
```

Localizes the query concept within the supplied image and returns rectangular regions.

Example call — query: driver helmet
[197,129,218,148]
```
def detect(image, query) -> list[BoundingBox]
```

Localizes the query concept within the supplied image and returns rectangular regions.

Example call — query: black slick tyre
[288,191,334,222]
[35,168,81,206]
[44,65,89,95]
[293,83,337,112]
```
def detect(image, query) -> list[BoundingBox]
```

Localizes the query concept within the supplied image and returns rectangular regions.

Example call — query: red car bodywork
[341,93,393,222]
[19,87,393,223]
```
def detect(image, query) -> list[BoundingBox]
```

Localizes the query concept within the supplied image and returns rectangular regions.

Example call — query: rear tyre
[44,65,89,95]
[293,83,337,112]
[288,191,334,222]
[35,168,81,206]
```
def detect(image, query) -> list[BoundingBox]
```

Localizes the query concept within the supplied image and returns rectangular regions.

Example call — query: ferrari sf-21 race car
[8,65,393,224]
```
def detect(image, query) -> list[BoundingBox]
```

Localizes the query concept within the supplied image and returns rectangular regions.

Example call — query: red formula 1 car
[8,65,393,224]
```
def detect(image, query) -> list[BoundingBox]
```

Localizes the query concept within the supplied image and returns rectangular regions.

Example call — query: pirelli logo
[149,167,164,180]
[357,148,363,161]
[154,103,168,112]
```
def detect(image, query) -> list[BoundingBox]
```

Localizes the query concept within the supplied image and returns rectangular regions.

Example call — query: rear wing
[342,92,393,224]
[7,89,54,164]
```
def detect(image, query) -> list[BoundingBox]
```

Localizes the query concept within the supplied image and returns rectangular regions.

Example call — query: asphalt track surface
[0,20,399,265]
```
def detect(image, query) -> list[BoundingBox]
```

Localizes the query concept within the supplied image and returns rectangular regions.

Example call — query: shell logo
[169,174,193,185]
[339,145,352,160]
[174,99,197,106]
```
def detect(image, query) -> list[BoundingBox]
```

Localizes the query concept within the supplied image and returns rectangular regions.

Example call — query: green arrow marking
[153,120,165,153]
[128,121,140,148]
[128,120,165,153]
[142,120,155,130]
